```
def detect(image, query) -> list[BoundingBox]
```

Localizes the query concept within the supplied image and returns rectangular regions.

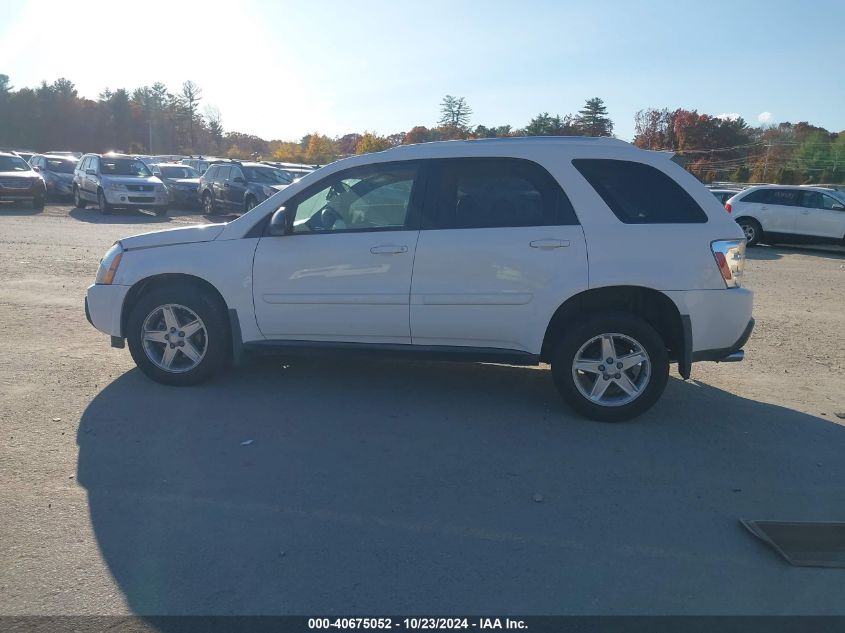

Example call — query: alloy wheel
[141,303,208,373]
[571,332,651,407]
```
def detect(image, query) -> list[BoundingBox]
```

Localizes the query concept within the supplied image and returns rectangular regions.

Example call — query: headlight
[95,242,124,285]
[105,183,126,191]
[262,185,276,197]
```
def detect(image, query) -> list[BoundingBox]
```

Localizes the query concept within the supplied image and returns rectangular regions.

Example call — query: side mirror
[268,207,288,236]
[86,169,96,176]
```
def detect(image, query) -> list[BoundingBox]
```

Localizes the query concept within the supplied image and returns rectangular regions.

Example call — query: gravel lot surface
[1,202,844,615]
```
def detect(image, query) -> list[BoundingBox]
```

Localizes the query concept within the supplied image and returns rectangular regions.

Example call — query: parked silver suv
[73,153,169,215]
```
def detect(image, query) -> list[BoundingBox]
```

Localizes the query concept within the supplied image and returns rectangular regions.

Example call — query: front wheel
[551,311,669,422]
[127,284,229,386]
[73,187,87,209]
[202,191,216,215]
[32,195,45,211]
[97,189,112,215]
[153,205,168,217]
[245,196,257,212]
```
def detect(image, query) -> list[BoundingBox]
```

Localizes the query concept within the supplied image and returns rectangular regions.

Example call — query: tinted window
[767,189,801,206]
[216,166,231,181]
[429,158,577,229]
[100,158,151,177]
[291,163,418,234]
[740,189,768,203]
[0,155,31,171]
[800,190,842,210]
[204,165,217,180]
[45,158,75,173]
[573,159,707,224]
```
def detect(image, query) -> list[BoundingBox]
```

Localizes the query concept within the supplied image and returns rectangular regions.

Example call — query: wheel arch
[120,273,230,340]
[540,285,686,374]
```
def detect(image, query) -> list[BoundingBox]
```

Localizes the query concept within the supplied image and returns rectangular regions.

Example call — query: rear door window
[768,189,801,206]
[572,159,707,223]
[427,158,577,229]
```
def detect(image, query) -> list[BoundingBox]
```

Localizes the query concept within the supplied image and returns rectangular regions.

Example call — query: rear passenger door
[410,158,588,354]
[759,189,800,234]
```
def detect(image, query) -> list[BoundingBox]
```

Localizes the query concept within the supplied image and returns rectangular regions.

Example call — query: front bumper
[86,283,130,338]
[168,187,200,205]
[103,188,168,206]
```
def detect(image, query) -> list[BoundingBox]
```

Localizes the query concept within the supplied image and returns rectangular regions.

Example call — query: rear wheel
[97,189,112,215]
[73,186,87,209]
[551,311,669,422]
[127,284,229,386]
[737,217,762,246]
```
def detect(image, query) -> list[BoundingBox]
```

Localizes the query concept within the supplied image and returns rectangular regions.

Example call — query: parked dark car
[150,163,201,207]
[29,154,77,198]
[0,152,46,209]
[199,161,292,215]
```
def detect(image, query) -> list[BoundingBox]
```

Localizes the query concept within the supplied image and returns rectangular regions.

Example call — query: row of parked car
[0,147,318,215]
[706,183,845,246]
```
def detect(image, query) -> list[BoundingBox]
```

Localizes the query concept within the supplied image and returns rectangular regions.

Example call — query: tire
[73,186,87,209]
[97,189,112,215]
[32,195,45,211]
[202,191,216,215]
[153,205,168,217]
[245,196,257,212]
[551,311,669,422]
[737,217,762,246]
[127,284,229,386]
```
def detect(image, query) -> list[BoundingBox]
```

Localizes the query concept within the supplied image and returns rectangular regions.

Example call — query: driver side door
[251,161,423,343]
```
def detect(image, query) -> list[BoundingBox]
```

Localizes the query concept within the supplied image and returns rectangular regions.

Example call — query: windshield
[160,165,199,179]
[100,158,151,177]
[0,155,31,172]
[243,166,293,185]
[44,158,76,174]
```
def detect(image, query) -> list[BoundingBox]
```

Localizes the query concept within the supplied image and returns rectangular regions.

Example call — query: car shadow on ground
[69,207,172,224]
[0,202,43,215]
[747,244,845,261]
[77,358,845,616]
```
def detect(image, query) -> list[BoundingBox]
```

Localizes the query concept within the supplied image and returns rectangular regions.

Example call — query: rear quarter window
[572,159,707,224]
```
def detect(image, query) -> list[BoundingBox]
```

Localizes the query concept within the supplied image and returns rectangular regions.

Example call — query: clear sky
[2,0,843,141]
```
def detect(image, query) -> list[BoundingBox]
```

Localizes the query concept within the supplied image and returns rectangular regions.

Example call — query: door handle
[760,206,768,211]
[223,183,230,188]
[370,245,408,255]
[800,209,809,214]
[530,239,570,249]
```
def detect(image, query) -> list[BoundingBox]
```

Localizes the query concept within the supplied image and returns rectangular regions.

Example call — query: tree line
[1,73,841,183]
[634,108,844,184]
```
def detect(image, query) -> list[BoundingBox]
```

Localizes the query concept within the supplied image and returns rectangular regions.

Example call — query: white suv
[85,138,753,421]
[73,153,169,216]
[726,184,845,246]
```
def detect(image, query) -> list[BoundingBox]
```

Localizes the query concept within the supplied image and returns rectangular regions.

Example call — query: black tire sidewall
[203,192,215,215]
[127,285,229,386]
[98,190,112,215]
[74,187,86,209]
[739,218,761,246]
[552,311,669,422]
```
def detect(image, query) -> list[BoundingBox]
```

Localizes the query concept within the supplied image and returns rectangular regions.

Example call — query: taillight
[711,240,745,288]
[725,202,732,213]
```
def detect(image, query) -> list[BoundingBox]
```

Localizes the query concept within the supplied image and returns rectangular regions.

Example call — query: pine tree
[438,95,472,131]
[576,97,613,137]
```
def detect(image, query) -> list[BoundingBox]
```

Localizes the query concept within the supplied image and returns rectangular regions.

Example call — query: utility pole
[762,143,771,182]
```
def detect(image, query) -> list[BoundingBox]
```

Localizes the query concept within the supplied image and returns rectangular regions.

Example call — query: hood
[270,183,289,192]
[166,177,200,186]
[45,171,74,181]
[101,175,163,187]
[120,223,226,251]
[0,170,38,179]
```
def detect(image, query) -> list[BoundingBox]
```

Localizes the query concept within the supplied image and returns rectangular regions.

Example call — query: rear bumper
[692,317,754,362]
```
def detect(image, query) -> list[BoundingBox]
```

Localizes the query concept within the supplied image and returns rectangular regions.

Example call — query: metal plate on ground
[741,519,845,568]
